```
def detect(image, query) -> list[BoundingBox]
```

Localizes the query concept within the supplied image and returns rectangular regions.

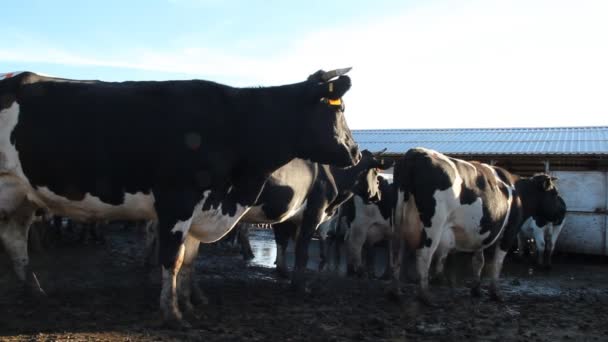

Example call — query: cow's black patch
[259,185,296,221]
[419,229,432,249]
[459,187,477,205]
[394,148,454,227]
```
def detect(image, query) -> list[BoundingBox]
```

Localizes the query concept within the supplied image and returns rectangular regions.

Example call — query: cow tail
[392,155,423,250]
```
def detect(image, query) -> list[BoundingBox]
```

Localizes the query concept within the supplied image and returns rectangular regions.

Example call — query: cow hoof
[490,291,504,303]
[162,318,192,330]
[275,267,290,279]
[378,271,392,281]
[384,285,402,302]
[26,285,47,299]
[470,285,482,298]
[179,300,195,315]
[191,291,208,307]
[243,252,255,261]
[417,291,435,307]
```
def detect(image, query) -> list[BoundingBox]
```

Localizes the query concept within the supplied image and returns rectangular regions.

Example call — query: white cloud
[2,0,607,129]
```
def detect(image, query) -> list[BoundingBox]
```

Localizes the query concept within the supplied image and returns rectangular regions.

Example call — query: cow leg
[488,246,509,302]
[273,222,293,278]
[545,223,563,269]
[155,189,202,329]
[432,246,449,285]
[516,232,526,261]
[238,224,254,261]
[532,226,546,267]
[415,226,443,305]
[333,234,343,272]
[318,236,328,271]
[0,220,45,298]
[470,249,485,297]
[292,210,325,291]
[346,225,367,277]
[365,243,378,278]
[143,220,160,268]
[177,234,207,315]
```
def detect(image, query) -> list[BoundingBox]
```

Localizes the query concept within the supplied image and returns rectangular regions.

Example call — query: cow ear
[538,176,552,191]
[376,158,394,170]
[318,76,351,100]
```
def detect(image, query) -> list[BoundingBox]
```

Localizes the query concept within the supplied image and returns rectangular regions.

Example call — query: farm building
[353,126,608,256]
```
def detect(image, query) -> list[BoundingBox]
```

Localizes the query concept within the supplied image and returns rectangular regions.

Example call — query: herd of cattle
[0,70,566,328]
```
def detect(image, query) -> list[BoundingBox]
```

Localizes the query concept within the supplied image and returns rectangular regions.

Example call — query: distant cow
[518,196,567,268]
[0,68,360,327]
[341,175,395,278]
[392,148,563,303]
[250,149,392,288]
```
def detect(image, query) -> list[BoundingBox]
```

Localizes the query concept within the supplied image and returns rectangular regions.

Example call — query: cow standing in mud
[0,69,360,328]
[392,147,563,303]
[518,196,567,269]
[266,150,393,288]
[339,175,395,278]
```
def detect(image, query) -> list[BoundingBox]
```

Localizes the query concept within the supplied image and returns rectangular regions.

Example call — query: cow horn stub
[321,67,352,82]
[374,148,388,156]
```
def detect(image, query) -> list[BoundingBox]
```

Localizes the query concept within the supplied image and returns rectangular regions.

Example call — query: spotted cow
[266,150,392,287]
[392,147,563,303]
[517,196,567,268]
[0,69,360,327]
[338,175,395,278]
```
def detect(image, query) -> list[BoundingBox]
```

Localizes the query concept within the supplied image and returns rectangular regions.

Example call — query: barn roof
[353,126,608,156]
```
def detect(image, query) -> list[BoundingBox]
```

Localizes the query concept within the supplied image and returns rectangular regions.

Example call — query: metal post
[605,172,608,255]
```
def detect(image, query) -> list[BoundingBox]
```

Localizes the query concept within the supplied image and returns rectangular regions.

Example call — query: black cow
[142,150,390,302]
[267,150,393,288]
[0,68,360,327]
[391,148,563,303]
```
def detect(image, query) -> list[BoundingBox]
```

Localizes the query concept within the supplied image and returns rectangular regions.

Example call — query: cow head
[293,68,360,167]
[528,174,562,226]
[533,195,567,227]
[353,149,394,203]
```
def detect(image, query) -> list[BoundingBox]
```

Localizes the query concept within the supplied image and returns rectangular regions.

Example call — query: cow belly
[188,191,251,243]
[241,200,307,224]
[36,187,157,222]
[446,199,488,251]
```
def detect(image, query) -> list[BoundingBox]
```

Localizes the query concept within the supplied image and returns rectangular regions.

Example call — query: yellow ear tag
[328,98,342,106]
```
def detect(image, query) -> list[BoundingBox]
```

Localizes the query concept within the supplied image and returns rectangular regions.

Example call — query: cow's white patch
[188,190,250,243]
[36,187,156,222]
[345,195,392,270]
[160,244,185,322]
[0,102,26,178]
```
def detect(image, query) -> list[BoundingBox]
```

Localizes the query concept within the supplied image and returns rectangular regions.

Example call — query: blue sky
[2,0,607,129]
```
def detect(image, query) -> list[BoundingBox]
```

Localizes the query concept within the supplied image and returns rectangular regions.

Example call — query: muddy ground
[1,225,607,341]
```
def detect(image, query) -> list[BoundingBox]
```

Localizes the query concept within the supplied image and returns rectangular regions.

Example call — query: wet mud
[1,226,607,341]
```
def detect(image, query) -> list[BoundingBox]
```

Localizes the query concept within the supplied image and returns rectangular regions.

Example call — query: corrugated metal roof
[353,126,608,155]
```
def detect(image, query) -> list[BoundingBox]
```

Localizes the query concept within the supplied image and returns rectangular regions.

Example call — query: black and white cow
[517,195,567,268]
[392,148,563,303]
[248,149,392,287]
[341,175,395,278]
[0,68,360,327]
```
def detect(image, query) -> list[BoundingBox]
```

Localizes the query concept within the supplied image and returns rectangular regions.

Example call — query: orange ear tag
[328,98,342,106]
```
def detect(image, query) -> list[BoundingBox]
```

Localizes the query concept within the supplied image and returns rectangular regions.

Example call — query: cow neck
[329,163,366,197]
[513,176,537,221]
